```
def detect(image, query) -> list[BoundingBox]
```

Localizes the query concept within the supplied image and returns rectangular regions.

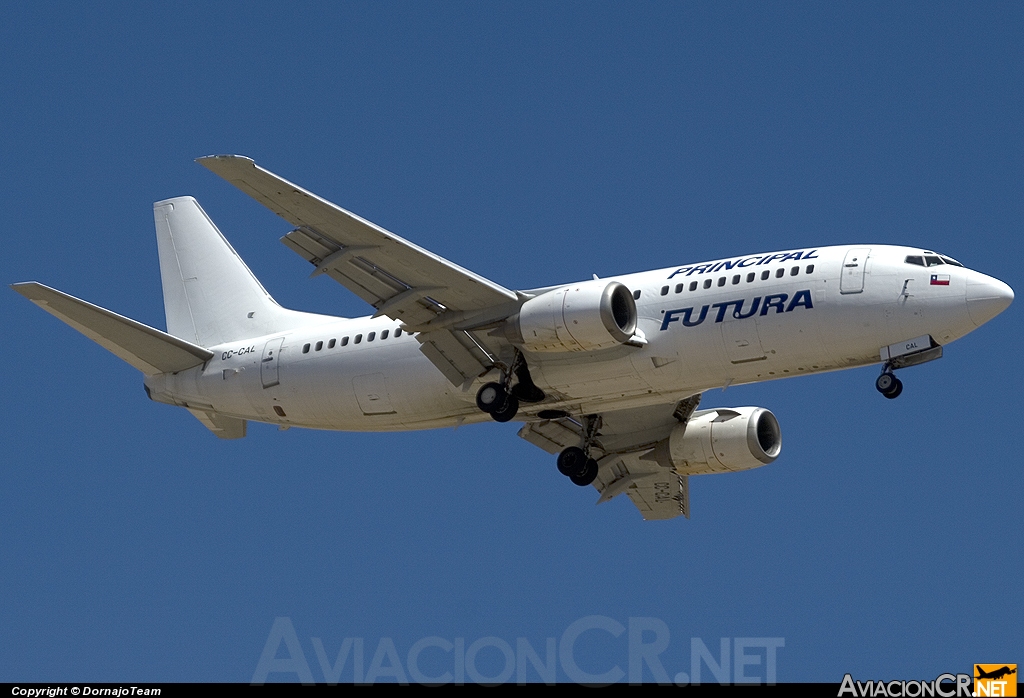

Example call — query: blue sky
[2,2,1020,683]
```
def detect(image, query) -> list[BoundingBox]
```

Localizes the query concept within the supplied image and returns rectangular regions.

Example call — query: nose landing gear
[875,369,903,399]
[874,335,945,399]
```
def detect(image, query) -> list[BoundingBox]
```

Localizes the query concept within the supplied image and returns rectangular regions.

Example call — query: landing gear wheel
[876,372,903,399]
[490,393,519,422]
[883,377,903,400]
[476,382,507,413]
[557,447,588,477]
[875,373,896,394]
[569,458,599,487]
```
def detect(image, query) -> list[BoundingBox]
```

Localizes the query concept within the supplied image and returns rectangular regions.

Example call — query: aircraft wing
[198,155,521,385]
[517,395,701,520]
[196,156,518,322]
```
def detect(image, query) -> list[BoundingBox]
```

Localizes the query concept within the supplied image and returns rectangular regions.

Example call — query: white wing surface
[198,155,521,384]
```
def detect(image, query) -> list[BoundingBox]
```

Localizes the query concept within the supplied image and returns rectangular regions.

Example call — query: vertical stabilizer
[154,197,333,346]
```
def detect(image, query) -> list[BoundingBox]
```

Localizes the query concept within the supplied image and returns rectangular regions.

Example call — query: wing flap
[417,330,492,385]
[518,419,583,455]
[624,470,690,520]
[594,452,689,520]
[12,282,213,375]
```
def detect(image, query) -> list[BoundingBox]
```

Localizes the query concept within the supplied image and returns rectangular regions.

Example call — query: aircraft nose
[965,271,1014,327]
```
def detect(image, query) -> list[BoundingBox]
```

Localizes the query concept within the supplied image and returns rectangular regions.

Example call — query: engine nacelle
[504,280,638,353]
[649,406,782,475]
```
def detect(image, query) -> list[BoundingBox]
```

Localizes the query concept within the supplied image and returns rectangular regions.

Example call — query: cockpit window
[908,252,964,268]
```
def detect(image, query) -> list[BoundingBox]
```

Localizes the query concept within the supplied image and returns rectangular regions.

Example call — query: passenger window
[776,268,785,278]
[790,266,799,276]
[731,275,739,284]
[761,270,770,280]
[689,281,697,291]
[675,283,684,293]
[341,336,349,346]
[315,341,323,351]
[302,343,310,354]
[381,329,389,339]
[660,286,669,296]
[368,332,376,342]
[746,273,755,283]
[806,264,814,274]
[717,277,726,287]
[328,339,336,349]
[703,279,712,289]
[355,334,362,344]
[633,290,641,300]
[395,328,403,338]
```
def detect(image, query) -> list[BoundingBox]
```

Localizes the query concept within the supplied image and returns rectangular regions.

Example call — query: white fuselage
[143,244,1001,431]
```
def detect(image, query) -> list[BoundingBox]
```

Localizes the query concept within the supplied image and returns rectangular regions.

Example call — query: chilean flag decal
[930,274,950,286]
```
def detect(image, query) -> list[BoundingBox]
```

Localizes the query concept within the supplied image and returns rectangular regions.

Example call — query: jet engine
[647,407,782,475]
[502,280,638,353]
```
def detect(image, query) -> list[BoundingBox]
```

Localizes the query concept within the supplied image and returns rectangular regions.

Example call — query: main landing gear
[875,368,903,399]
[557,447,599,487]
[476,381,519,422]
[555,414,601,487]
[475,351,545,423]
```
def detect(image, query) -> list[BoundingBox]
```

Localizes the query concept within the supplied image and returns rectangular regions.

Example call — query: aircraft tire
[883,377,903,399]
[570,458,599,486]
[490,394,519,422]
[875,372,896,394]
[476,382,507,413]
[557,447,587,477]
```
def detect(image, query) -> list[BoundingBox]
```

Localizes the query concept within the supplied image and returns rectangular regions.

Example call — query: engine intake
[648,406,782,475]
[504,280,638,353]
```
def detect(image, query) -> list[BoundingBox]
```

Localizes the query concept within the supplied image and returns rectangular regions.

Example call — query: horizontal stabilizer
[187,408,247,439]
[11,282,214,375]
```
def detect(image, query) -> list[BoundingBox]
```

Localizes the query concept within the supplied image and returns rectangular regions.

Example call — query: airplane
[975,666,1016,681]
[12,156,1014,520]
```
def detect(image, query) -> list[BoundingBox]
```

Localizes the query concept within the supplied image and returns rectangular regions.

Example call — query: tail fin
[154,197,332,346]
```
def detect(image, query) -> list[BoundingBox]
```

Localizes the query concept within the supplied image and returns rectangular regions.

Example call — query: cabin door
[261,337,284,389]
[840,248,870,294]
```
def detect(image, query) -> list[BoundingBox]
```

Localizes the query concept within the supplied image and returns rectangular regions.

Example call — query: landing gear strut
[875,368,903,399]
[556,415,600,487]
